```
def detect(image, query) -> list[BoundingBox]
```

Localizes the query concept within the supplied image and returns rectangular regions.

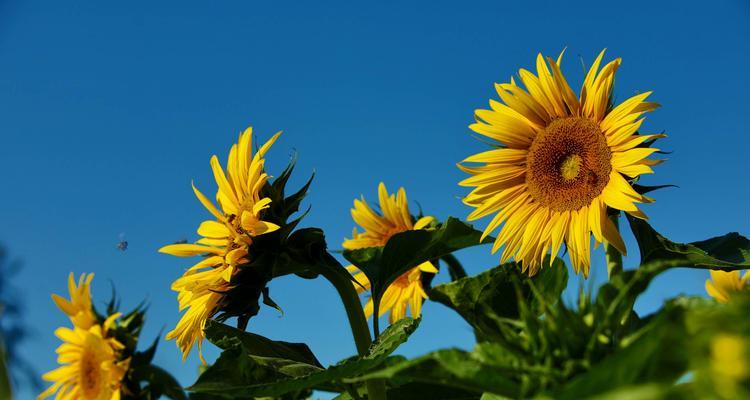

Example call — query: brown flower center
[79,351,103,398]
[526,117,612,211]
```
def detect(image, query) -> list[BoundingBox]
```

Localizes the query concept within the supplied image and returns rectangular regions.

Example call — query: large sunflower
[159,127,281,361]
[459,49,663,276]
[40,276,128,400]
[344,183,436,323]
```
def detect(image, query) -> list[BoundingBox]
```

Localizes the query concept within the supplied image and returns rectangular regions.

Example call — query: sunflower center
[526,117,612,211]
[559,154,582,181]
[79,351,103,398]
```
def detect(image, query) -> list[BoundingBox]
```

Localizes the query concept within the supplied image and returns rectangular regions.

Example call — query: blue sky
[1,1,749,398]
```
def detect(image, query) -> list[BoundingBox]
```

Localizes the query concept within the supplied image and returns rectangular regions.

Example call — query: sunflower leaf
[345,343,524,398]
[429,259,568,342]
[552,304,689,399]
[129,364,187,400]
[343,217,491,325]
[190,318,419,398]
[626,215,750,270]
[204,320,322,368]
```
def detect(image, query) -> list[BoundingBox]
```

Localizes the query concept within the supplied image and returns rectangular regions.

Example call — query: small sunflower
[40,276,128,400]
[459,49,663,276]
[159,127,281,361]
[706,270,749,303]
[344,183,436,323]
[51,272,97,330]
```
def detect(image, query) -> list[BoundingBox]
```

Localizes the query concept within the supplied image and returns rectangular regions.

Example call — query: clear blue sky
[1,1,749,398]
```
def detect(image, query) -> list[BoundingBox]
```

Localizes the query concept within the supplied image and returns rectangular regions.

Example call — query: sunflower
[159,127,281,361]
[459,49,663,277]
[40,277,128,400]
[706,270,749,303]
[344,183,436,323]
[51,272,97,330]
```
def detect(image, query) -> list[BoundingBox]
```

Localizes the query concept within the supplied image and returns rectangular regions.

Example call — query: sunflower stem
[319,253,387,400]
[441,254,468,281]
[604,215,623,279]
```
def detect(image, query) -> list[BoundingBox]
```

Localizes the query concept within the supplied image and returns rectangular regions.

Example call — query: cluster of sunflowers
[37,50,750,400]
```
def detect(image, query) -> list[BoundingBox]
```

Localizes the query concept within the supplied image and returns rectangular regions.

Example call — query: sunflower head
[40,274,129,400]
[39,323,128,400]
[344,183,438,323]
[160,127,314,361]
[707,270,749,303]
[42,273,184,399]
[460,49,664,277]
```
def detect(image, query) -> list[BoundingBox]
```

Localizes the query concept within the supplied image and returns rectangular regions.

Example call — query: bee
[116,233,128,252]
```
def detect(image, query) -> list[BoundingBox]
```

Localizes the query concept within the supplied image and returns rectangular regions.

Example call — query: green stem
[319,254,387,400]
[372,300,380,340]
[604,214,623,279]
[319,261,371,354]
[0,338,12,400]
[441,254,468,281]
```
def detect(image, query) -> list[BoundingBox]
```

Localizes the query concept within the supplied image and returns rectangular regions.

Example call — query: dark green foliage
[184,213,750,400]
[429,258,568,342]
[343,219,750,399]
[189,318,420,399]
[626,214,750,270]
[343,217,491,332]
[204,320,322,367]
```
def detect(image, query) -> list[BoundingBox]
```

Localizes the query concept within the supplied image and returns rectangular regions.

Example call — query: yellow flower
[51,272,97,330]
[706,270,749,303]
[711,334,749,398]
[344,183,437,324]
[40,307,127,399]
[459,49,663,277]
[159,128,282,361]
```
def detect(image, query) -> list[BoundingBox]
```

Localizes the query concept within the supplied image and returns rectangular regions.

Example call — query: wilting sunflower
[51,272,97,330]
[706,270,749,303]
[459,49,663,276]
[344,183,436,323]
[40,276,128,400]
[159,127,281,361]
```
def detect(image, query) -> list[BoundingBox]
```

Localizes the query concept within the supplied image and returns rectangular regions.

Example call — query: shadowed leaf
[343,218,491,325]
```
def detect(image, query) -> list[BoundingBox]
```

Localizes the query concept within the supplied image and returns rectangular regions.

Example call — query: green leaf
[204,320,322,367]
[627,215,750,271]
[129,364,187,400]
[553,305,689,399]
[334,382,481,400]
[570,384,677,400]
[190,318,420,398]
[346,343,523,398]
[429,259,568,341]
[592,217,750,331]
[343,217,491,324]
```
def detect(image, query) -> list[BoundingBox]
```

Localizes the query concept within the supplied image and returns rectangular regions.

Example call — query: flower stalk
[319,253,387,400]
[604,215,624,279]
